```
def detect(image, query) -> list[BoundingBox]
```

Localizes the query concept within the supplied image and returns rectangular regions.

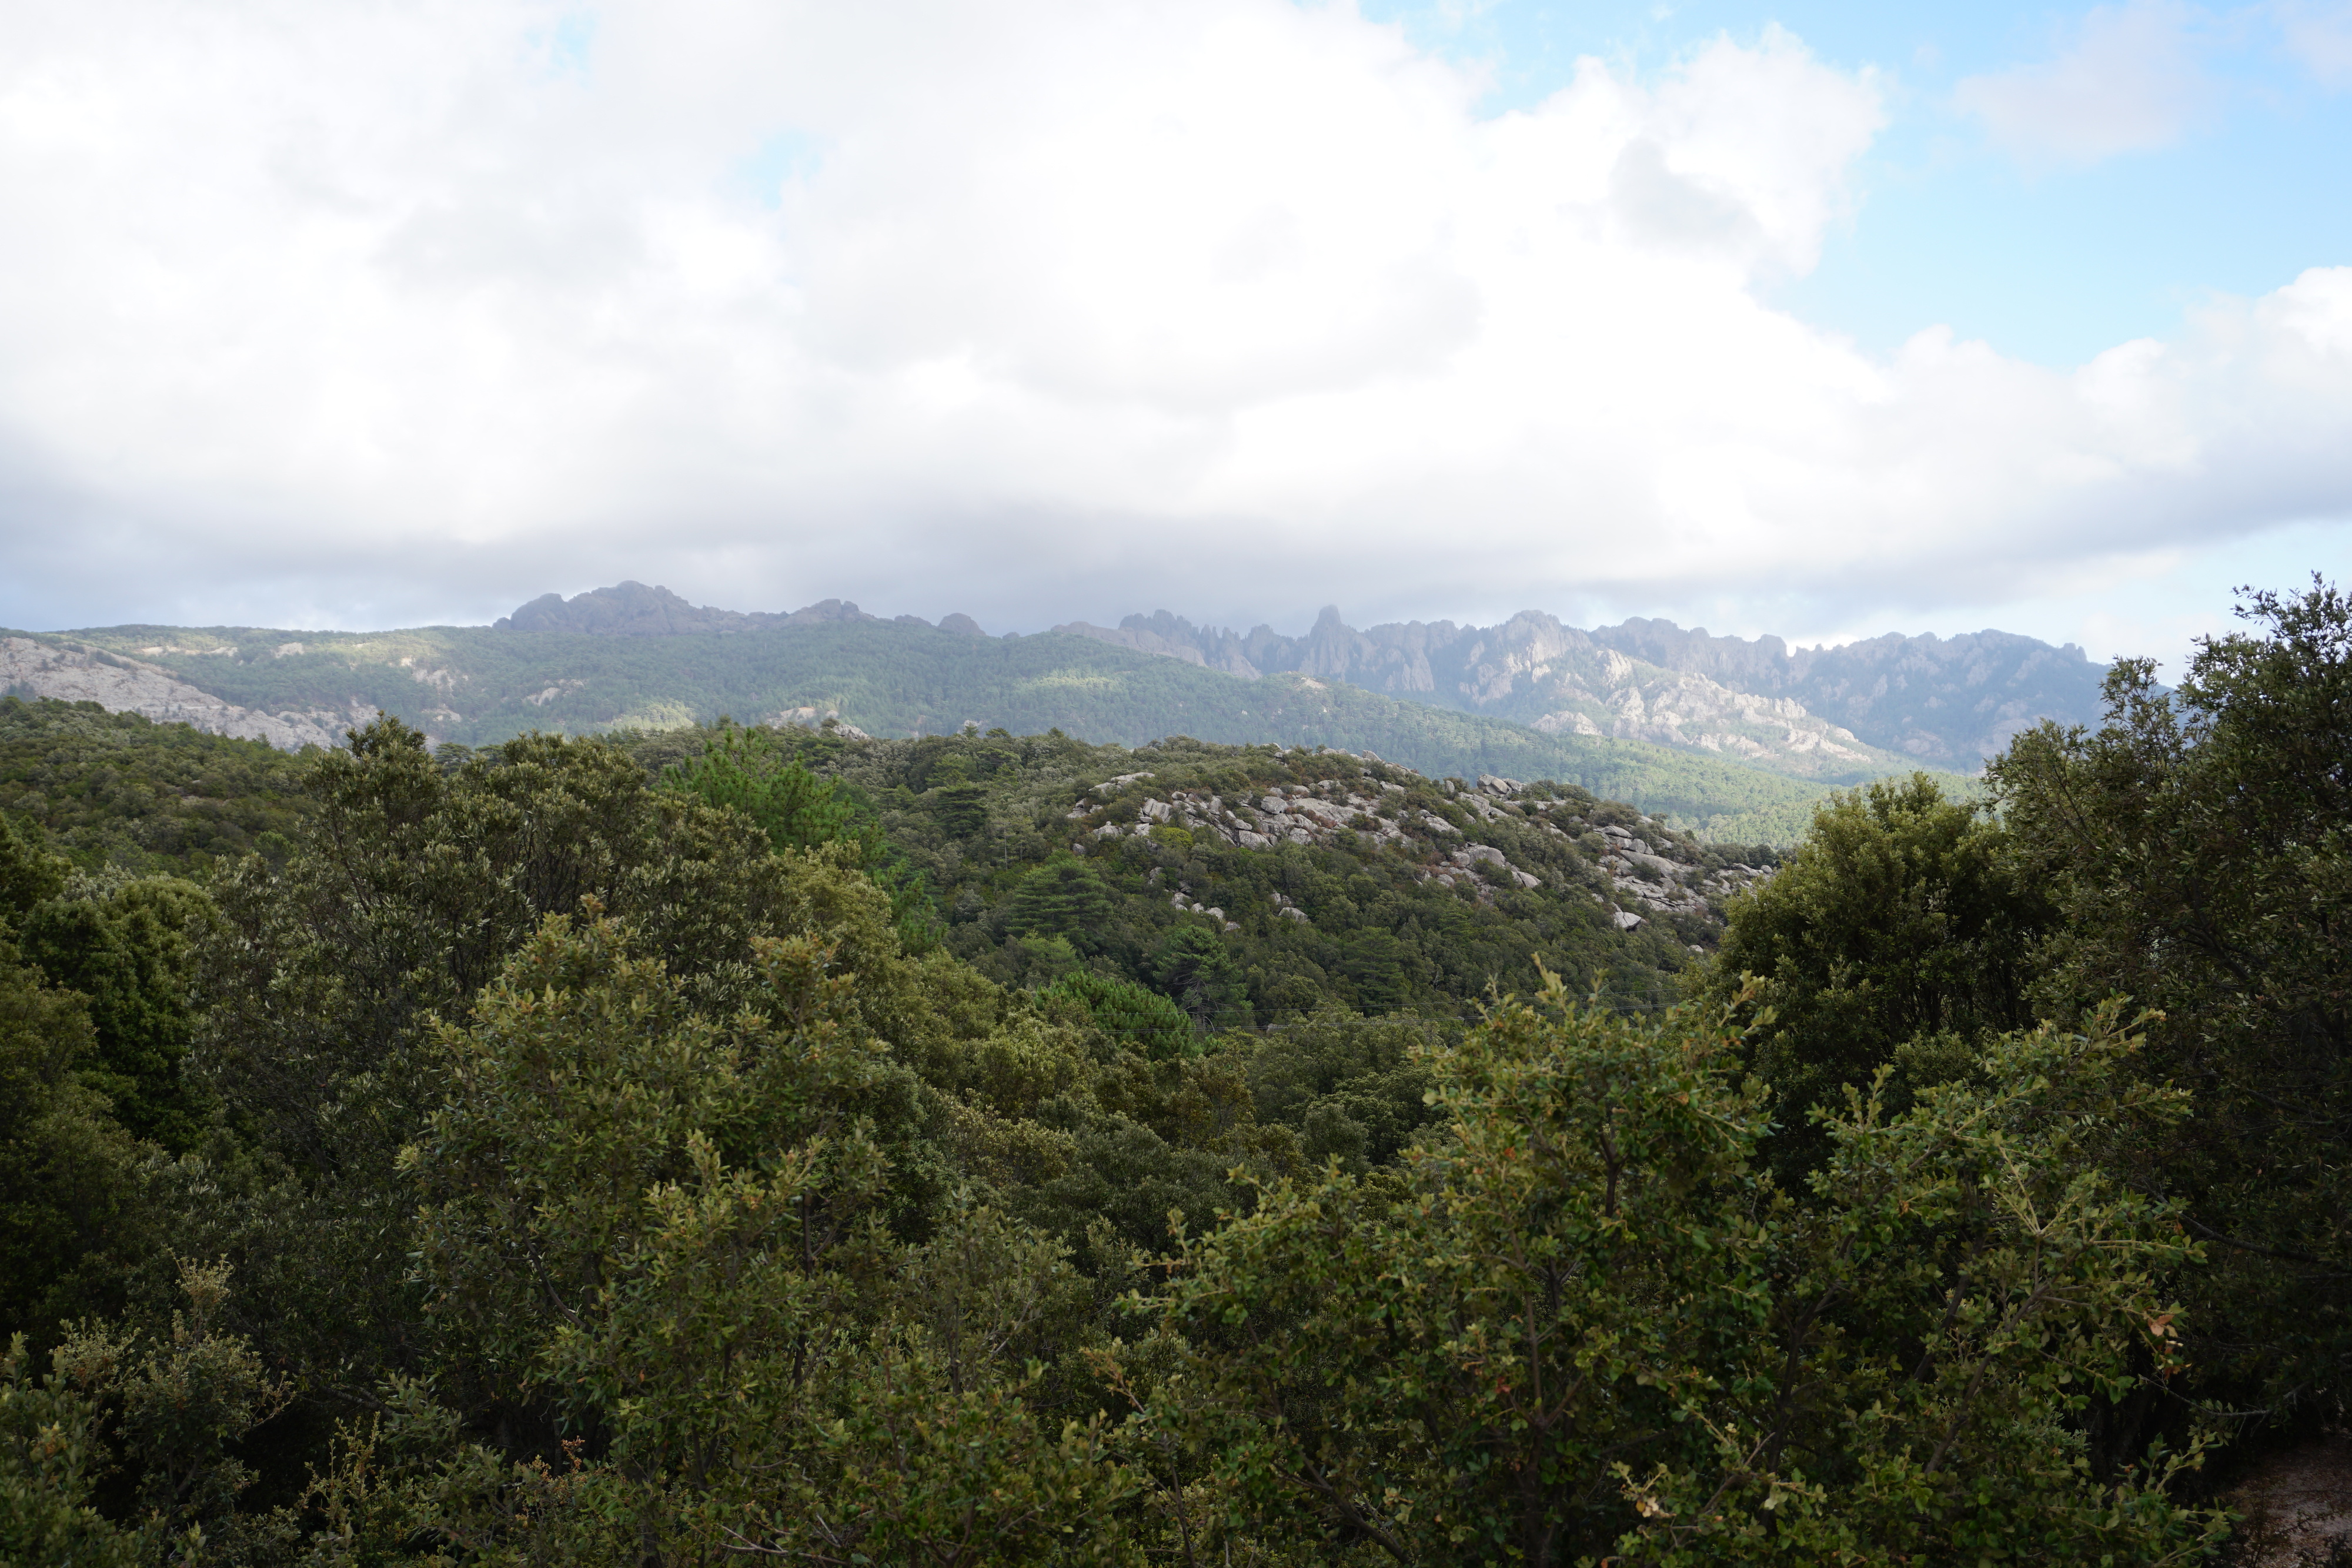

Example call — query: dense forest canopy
[0,579,2344,1564]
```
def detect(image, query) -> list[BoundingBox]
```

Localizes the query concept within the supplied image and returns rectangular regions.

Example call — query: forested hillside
[0,697,312,875]
[2,579,2343,1564]
[26,618,1883,840]
[617,723,1775,1020]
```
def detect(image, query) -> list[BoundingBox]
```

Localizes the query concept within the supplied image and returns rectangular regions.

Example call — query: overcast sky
[2,0,2348,670]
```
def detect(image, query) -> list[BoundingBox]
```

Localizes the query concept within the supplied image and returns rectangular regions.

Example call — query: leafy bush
[1137,975,2224,1566]
[1042,968,1194,1060]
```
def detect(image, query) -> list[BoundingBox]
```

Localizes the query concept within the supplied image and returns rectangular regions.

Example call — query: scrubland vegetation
[1,580,2343,1564]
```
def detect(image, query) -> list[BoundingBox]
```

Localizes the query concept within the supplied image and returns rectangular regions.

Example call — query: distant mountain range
[492,580,2109,773]
[1,581,2113,841]
[1050,607,2104,773]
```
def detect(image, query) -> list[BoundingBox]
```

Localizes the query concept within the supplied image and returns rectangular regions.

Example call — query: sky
[2,0,2348,673]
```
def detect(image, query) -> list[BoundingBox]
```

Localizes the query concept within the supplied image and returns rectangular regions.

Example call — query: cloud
[2275,1,2352,84]
[1953,2,2216,166]
[0,0,2342,645]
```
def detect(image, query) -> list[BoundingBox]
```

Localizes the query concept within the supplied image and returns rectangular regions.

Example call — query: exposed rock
[1052,620,1211,667]
[0,637,369,751]
[1091,771,1155,797]
[937,613,986,637]
[2223,1435,2352,1566]
[499,581,743,635]
[1058,756,1771,938]
[494,582,879,636]
[1588,617,2106,768]
[1052,604,2104,772]
[786,599,873,626]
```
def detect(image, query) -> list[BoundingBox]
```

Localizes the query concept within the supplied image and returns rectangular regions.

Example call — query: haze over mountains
[496,580,2107,773]
[1,581,2114,840]
[1055,608,2100,774]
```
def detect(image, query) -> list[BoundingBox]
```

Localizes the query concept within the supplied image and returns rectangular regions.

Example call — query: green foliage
[1692,773,2057,1183]
[1002,857,1119,948]
[660,721,866,852]
[1043,969,1194,1061]
[931,780,991,837]
[703,724,1716,1027]
[51,622,1910,835]
[1,1258,288,1564]
[0,674,2300,1561]
[663,722,940,950]
[0,810,66,924]
[1137,978,2223,1566]
[1242,1005,1444,1174]
[1993,576,2352,1411]
[1149,924,1252,1032]
[0,958,145,1348]
[396,910,1134,1564]
[0,696,312,878]
[0,1333,145,1567]
[185,715,810,1405]
[16,878,218,1152]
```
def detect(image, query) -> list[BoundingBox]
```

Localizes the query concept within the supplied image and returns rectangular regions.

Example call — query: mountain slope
[1585,617,2111,767]
[1067,606,2110,770]
[29,617,1882,840]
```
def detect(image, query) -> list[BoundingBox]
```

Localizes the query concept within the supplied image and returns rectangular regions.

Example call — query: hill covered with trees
[1,577,2341,1564]
[17,614,1913,841]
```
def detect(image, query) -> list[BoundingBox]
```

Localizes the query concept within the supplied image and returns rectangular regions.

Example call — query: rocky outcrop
[1529,661,1879,773]
[1585,618,2107,767]
[1587,821,1767,919]
[1051,620,1210,667]
[1066,764,1769,930]
[495,582,880,636]
[483,583,2102,770]
[1,638,370,751]
[1057,604,2105,773]
[1053,617,1262,677]
[1059,610,1903,780]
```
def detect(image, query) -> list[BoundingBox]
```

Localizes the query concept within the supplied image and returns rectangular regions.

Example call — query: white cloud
[0,0,2342,643]
[2276,1,2352,85]
[1953,1,2216,166]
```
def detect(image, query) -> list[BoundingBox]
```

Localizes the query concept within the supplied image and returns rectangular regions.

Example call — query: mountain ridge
[6,581,2097,842]
[1051,605,2103,770]
[475,583,2106,770]
[5,621,1881,841]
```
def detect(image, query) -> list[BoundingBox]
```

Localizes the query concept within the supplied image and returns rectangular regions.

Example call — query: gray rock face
[479,584,2096,773]
[1049,620,1210,667]
[1588,617,2108,767]
[1060,755,1774,936]
[1054,604,2108,773]
[493,582,880,636]
[0,637,369,751]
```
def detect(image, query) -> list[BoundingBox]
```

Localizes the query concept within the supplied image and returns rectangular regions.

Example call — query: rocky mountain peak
[493,584,880,636]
